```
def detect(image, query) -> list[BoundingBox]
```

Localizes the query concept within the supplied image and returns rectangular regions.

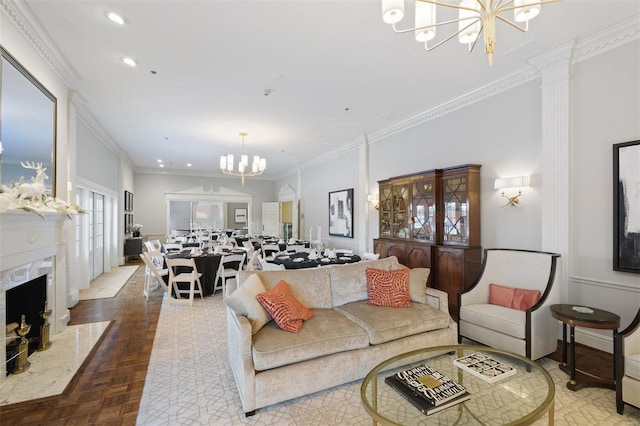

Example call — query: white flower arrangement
[0,162,85,220]
[132,224,143,232]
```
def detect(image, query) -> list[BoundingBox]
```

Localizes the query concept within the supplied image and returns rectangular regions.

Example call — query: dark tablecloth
[273,252,361,269]
[165,252,222,295]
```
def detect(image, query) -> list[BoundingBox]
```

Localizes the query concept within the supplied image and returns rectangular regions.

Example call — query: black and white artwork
[614,140,640,273]
[329,188,354,238]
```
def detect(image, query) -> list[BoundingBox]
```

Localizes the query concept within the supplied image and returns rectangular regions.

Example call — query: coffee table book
[453,352,517,384]
[385,375,470,415]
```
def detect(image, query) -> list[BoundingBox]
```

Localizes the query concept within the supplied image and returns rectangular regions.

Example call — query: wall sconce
[367,194,379,210]
[494,176,530,207]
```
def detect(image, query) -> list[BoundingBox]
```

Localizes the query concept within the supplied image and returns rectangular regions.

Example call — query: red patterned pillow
[256,280,314,333]
[365,267,411,307]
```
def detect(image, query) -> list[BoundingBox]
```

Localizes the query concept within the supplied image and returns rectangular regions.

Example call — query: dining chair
[245,248,262,271]
[286,244,305,253]
[163,242,183,253]
[258,257,285,271]
[261,243,280,261]
[140,252,168,302]
[165,257,204,306]
[214,252,247,297]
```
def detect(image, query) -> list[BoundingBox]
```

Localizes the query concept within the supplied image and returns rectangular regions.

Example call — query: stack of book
[385,364,470,415]
[453,352,517,383]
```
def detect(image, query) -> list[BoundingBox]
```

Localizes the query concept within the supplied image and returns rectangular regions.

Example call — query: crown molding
[301,134,366,171]
[365,15,640,146]
[573,14,640,63]
[1,0,79,86]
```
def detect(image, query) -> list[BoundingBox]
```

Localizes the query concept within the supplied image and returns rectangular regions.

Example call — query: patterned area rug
[79,265,139,300]
[137,293,640,425]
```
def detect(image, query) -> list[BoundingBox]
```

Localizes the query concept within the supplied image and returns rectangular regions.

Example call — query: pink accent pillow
[256,280,314,333]
[365,267,411,308]
[489,283,540,311]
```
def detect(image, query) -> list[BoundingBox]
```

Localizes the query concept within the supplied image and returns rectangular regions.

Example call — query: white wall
[134,173,276,237]
[569,40,640,339]
[368,81,543,251]
[76,120,119,189]
[300,149,360,252]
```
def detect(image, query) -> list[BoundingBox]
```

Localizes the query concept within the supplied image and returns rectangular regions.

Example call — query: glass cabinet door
[379,184,392,237]
[391,183,409,239]
[411,178,435,243]
[442,174,469,244]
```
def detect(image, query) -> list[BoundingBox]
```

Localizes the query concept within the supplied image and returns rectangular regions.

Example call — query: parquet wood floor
[0,260,615,425]
[0,260,161,426]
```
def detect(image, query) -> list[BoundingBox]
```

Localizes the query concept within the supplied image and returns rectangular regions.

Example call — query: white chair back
[165,257,204,306]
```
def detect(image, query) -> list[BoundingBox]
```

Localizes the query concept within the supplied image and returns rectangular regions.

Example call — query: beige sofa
[225,256,457,415]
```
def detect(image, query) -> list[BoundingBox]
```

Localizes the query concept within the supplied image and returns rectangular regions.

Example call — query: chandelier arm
[496,0,561,14]
[418,0,487,15]
[494,14,528,32]
[468,21,484,52]
[422,19,483,51]
[392,17,472,35]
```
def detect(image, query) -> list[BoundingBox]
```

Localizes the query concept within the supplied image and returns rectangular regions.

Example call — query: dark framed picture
[124,190,134,212]
[329,188,354,238]
[234,208,247,223]
[613,140,640,273]
[124,213,133,234]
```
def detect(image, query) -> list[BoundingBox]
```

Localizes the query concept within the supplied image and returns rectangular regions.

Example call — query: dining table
[272,251,361,269]
[164,248,246,295]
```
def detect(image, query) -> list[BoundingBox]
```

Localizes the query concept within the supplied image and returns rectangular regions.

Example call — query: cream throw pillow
[409,268,430,304]
[224,273,272,334]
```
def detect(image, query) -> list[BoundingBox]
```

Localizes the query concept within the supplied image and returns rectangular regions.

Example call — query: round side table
[550,303,620,391]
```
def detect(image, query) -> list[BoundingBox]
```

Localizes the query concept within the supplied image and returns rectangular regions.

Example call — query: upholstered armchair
[458,249,561,360]
[615,308,640,414]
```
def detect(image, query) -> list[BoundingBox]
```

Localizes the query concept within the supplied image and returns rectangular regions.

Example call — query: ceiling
[20,0,640,180]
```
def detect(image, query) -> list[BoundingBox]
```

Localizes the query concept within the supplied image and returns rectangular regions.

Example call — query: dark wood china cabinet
[374,164,482,318]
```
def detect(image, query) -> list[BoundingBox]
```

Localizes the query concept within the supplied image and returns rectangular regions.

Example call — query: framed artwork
[613,140,640,273]
[329,188,354,238]
[124,213,133,234]
[234,208,247,223]
[124,190,134,212]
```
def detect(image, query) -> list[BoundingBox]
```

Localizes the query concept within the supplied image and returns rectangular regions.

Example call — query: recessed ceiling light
[107,12,126,25]
[157,159,163,163]
[159,164,164,168]
[122,57,137,67]
[186,163,192,167]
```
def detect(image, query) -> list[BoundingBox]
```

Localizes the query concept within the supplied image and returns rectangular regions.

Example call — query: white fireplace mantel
[0,210,70,382]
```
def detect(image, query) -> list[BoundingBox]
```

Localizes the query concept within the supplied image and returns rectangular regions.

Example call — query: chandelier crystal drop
[381,0,557,66]
[220,132,266,186]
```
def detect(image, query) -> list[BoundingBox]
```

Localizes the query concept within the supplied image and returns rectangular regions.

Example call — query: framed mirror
[0,45,57,195]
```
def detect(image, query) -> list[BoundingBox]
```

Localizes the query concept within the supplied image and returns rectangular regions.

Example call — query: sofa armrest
[426,287,450,316]
[226,308,256,413]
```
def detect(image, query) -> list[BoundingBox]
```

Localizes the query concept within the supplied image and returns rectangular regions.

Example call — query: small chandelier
[381,0,557,66]
[220,132,266,186]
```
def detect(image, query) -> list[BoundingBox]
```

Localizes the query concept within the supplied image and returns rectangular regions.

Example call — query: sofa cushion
[459,304,526,339]
[252,308,369,371]
[257,281,315,333]
[330,256,400,307]
[626,353,640,381]
[334,301,450,345]
[242,267,333,309]
[365,267,411,308]
[224,273,271,335]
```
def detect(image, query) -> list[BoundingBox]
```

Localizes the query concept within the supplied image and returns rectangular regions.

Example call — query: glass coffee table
[361,345,555,425]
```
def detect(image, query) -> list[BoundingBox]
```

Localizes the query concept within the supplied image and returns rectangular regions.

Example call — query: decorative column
[532,42,574,302]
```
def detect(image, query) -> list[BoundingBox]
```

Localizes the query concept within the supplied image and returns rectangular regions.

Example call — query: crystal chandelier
[220,132,266,186]
[381,0,557,66]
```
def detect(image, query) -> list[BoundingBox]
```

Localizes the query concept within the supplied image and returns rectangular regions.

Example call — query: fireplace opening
[5,274,47,376]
